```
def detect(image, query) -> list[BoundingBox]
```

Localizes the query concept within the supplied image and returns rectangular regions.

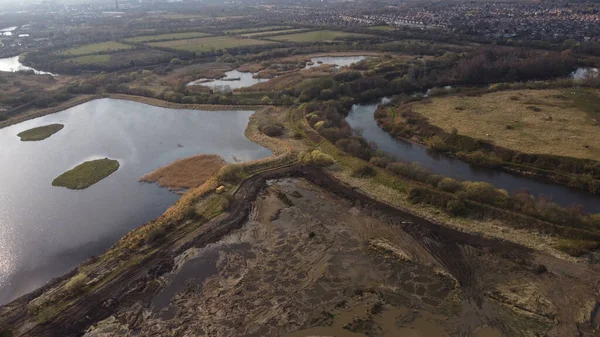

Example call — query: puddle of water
[187,69,268,91]
[305,56,366,69]
[151,242,251,319]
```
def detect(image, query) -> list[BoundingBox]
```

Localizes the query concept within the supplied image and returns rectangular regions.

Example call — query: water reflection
[0,98,271,304]
[0,56,55,75]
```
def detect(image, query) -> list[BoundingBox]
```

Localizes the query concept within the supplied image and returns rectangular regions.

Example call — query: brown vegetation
[140,154,226,190]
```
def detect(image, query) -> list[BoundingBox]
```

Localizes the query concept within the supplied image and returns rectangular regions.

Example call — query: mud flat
[71,167,600,337]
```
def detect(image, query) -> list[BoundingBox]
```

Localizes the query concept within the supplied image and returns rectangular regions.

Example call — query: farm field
[70,54,111,64]
[411,89,600,160]
[240,28,310,38]
[59,41,134,56]
[225,25,291,34]
[368,25,396,31]
[123,32,211,43]
[148,36,274,52]
[268,30,370,42]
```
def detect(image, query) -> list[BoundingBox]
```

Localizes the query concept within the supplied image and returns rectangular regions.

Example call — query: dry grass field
[140,154,226,190]
[412,89,600,160]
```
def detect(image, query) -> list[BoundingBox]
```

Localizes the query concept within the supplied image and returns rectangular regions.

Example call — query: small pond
[346,99,600,213]
[188,56,366,91]
[0,98,271,304]
[0,55,55,75]
[571,67,599,80]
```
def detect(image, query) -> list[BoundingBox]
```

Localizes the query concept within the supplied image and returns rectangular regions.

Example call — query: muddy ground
[82,174,600,337]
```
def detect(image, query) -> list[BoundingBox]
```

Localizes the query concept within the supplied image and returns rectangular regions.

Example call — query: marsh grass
[52,158,119,190]
[140,154,226,190]
[17,124,64,141]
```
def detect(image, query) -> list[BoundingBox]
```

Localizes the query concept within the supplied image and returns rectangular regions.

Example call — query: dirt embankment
[4,166,600,337]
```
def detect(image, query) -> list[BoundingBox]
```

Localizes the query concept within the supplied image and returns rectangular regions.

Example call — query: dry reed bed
[140,154,226,190]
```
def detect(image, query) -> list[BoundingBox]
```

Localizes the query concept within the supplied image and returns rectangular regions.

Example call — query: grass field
[123,32,211,43]
[70,54,111,64]
[368,25,396,31]
[140,154,226,190]
[240,28,309,38]
[268,30,370,42]
[52,158,120,189]
[59,41,134,56]
[412,89,600,160]
[17,124,64,141]
[225,26,291,34]
[148,36,274,52]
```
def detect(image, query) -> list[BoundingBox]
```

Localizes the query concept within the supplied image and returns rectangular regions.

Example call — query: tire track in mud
[0,165,590,337]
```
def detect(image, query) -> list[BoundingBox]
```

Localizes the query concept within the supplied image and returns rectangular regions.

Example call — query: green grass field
[123,32,211,43]
[17,124,64,141]
[59,41,133,56]
[148,36,274,52]
[269,30,370,42]
[52,158,120,190]
[225,26,291,34]
[70,54,111,65]
[240,28,309,38]
[368,25,396,31]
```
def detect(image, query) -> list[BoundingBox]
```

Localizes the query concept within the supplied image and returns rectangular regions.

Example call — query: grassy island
[17,124,64,141]
[52,158,120,190]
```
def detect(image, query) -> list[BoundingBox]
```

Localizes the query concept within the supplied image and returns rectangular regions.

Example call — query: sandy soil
[81,176,600,337]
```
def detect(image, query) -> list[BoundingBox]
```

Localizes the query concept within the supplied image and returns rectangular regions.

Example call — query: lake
[0,98,271,305]
[0,56,54,75]
[188,56,366,91]
[346,100,600,213]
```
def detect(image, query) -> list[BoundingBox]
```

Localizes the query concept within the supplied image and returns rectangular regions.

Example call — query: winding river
[0,98,271,305]
[346,100,600,213]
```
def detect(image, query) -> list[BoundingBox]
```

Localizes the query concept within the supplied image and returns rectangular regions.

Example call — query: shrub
[387,162,430,182]
[351,165,376,178]
[262,124,284,137]
[147,227,166,243]
[446,196,468,216]
[437,177,462,193]
[458,181,510,207]
[65,273,88,295]
[299,150,335,167]
[369,156,390,168]
[219,164,244,183]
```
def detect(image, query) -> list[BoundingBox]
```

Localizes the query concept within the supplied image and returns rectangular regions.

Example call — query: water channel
[0,98,271,304]
[346,99,600,213]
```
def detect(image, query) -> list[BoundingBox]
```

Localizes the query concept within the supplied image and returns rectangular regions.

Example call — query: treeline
[283,46,579,107]
[301,100,600,256]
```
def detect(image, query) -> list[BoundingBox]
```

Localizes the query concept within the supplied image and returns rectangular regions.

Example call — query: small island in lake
[17,124,64,141]
[52,158,119,189]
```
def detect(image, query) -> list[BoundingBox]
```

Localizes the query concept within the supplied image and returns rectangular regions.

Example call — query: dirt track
[2,166,600,337]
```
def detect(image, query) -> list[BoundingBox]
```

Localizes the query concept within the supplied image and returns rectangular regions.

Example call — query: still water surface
[0,56,54,74]
[0,98,271,304]
[346,100,600,213]
[188,56,366,90]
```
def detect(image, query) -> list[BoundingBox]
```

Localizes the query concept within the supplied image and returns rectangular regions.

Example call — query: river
[345,100,600,213]
[0,98,271,305]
